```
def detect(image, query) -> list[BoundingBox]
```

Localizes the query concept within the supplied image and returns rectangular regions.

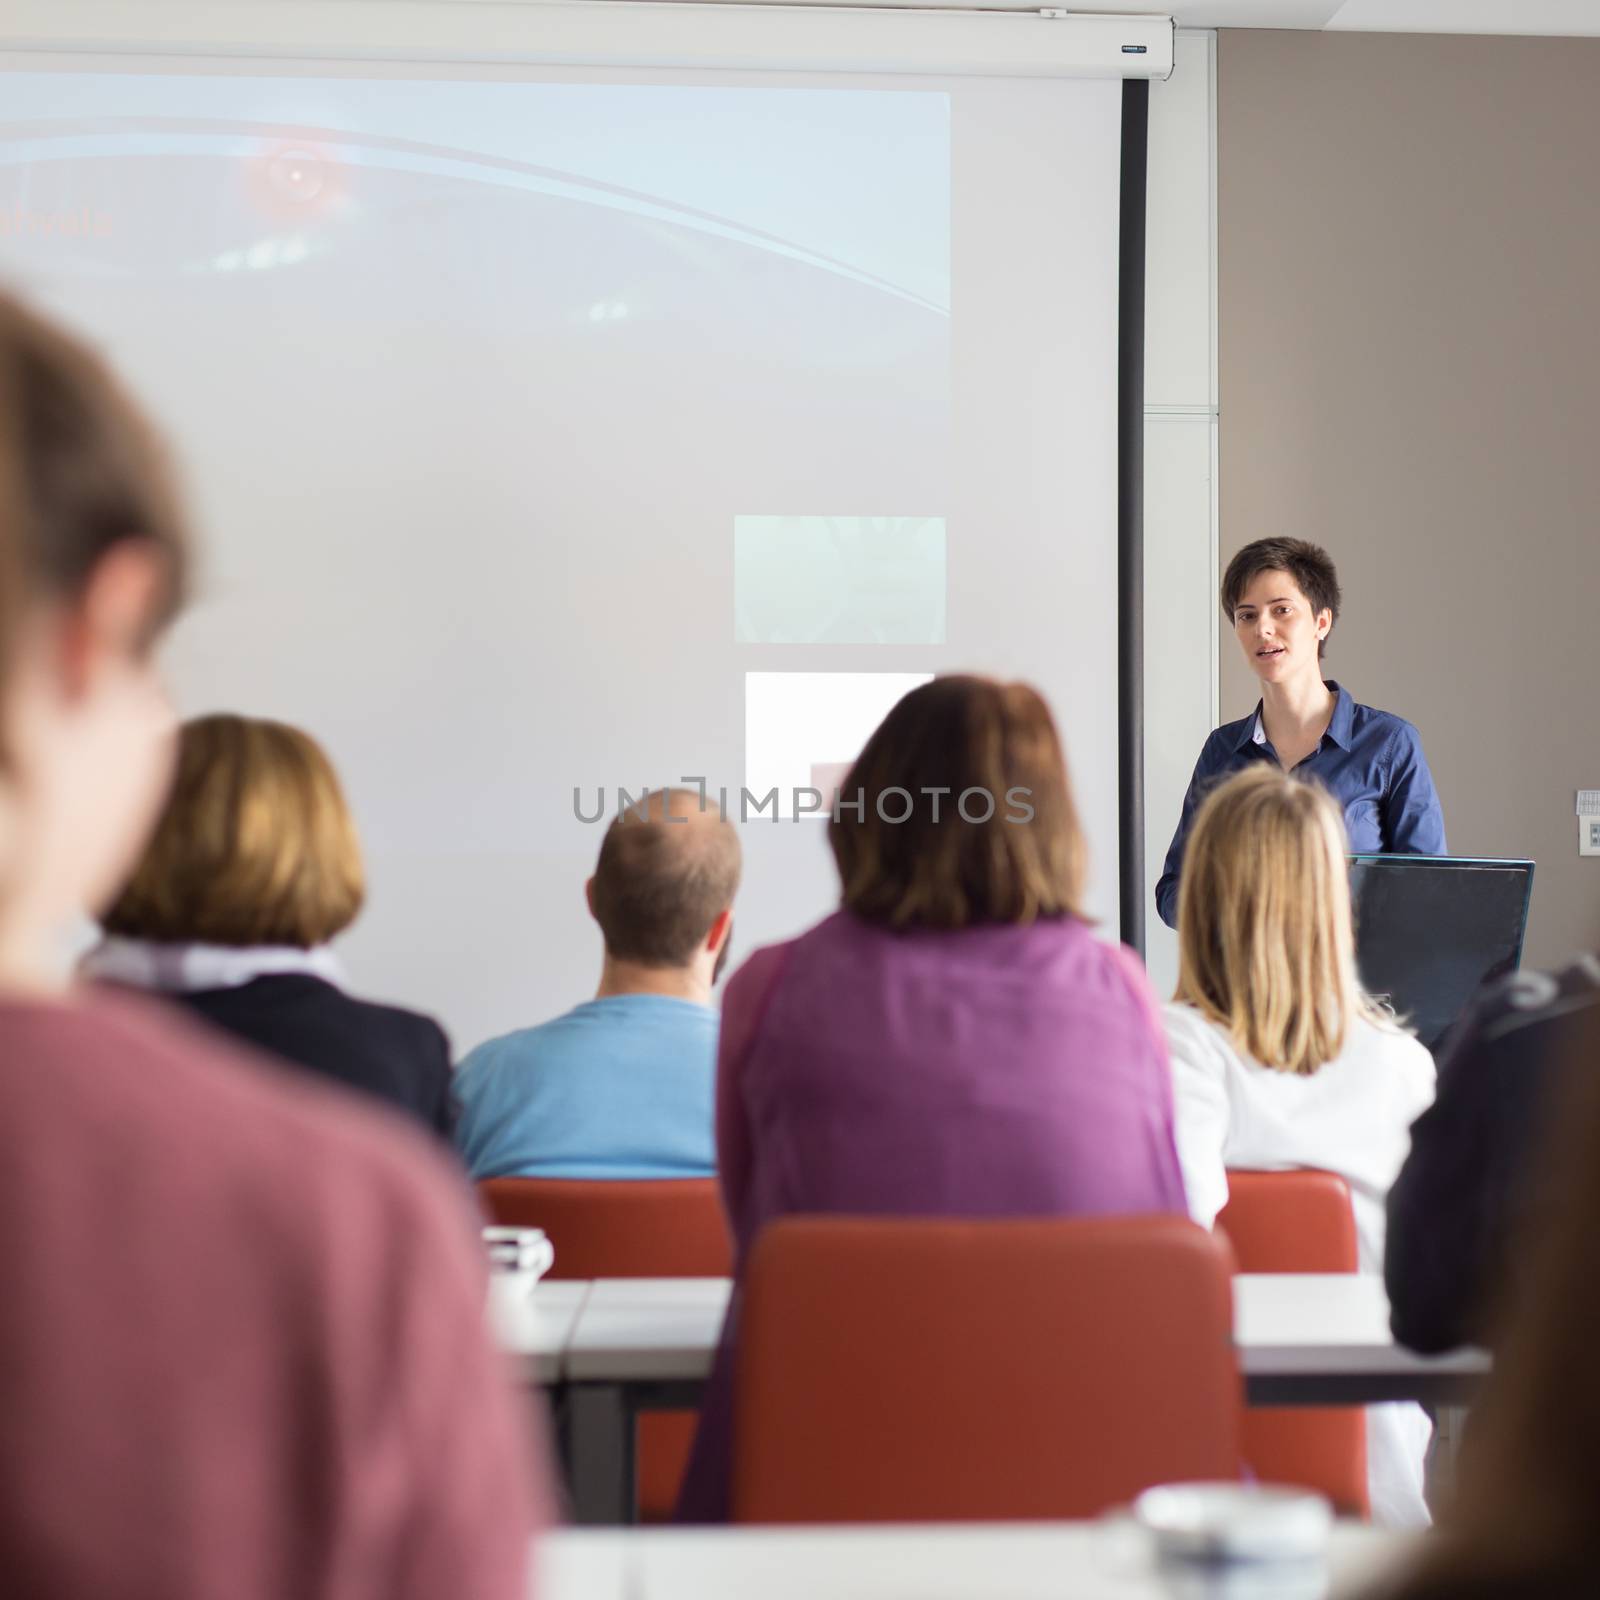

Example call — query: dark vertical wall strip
[1118,78,1149,956]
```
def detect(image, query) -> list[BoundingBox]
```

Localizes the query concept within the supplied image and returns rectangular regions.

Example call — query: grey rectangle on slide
[734,515,947,644]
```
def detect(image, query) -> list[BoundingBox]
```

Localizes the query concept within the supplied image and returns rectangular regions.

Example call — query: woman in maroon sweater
[0,292,548,1596]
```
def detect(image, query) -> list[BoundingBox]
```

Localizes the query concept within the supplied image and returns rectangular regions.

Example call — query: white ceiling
[1077,0,1600,33]
[769,0,1600,35]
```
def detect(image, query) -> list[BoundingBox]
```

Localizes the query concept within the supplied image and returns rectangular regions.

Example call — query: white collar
[1251,711,1267,746]
[80,935,346,995]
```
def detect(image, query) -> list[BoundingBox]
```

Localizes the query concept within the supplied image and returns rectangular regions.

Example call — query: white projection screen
[0,50,1126,1055]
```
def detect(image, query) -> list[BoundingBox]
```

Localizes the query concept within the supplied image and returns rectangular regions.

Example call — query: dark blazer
[174,974,456,1141]
[1385,953,1600,1354]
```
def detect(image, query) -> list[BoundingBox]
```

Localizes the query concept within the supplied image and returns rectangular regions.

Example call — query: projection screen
[0,44,1141,1053]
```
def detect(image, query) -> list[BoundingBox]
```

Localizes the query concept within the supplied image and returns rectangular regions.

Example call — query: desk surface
[1233,1274,1487,1378]
[563,1277,732,1382]
[493,1279,591,1385]
[535,1274,1489,1387]
[536,1520,1416,1599]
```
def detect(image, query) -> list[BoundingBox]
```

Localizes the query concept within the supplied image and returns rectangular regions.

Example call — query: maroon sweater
[0,988,547,1599]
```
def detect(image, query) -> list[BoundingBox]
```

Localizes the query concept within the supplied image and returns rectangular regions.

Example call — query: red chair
[478,1176,732,1279]
[1217,1170,1369,1517]
[732,1214,1240,1523]
[478,1177,731,1521]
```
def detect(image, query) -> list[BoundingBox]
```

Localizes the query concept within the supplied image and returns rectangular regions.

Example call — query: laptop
[1348,855,1535,1053]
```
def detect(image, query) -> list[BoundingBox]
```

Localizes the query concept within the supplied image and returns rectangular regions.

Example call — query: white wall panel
[1142,414,1216,993]
[1143,30,1217,991]
[1145,30,1214,410]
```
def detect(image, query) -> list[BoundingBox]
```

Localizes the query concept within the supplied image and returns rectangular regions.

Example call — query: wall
[1144,29,1219,995]
[1216,28,1600,967]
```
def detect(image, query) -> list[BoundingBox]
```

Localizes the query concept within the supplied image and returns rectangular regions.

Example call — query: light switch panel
[1579,792,1600,857]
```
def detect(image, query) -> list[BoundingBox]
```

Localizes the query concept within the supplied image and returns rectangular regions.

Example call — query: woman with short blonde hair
[87,713,455,1138]
[104,713,365,949]
[1165,765,1436,1527]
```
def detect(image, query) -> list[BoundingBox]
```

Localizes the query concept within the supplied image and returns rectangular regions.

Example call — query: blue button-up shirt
[1155,681,1447,929]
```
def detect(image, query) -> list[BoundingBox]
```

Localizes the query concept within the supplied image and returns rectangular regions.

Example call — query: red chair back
[1217,1170,1369,1517]
[478,1177,731,1522]
[733,1214,1240,1523]
[477,1177,732,1279]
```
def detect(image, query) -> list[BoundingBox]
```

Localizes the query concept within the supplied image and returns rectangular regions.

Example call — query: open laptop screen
[1348,856,1535,1053]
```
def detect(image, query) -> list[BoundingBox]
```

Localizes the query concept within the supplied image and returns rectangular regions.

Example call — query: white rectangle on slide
[744,671,934,815]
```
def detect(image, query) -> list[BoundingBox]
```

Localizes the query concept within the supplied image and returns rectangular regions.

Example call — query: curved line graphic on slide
[0,117,950,315]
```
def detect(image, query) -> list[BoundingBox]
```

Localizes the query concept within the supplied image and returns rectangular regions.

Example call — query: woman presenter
[1156,538,1445,929]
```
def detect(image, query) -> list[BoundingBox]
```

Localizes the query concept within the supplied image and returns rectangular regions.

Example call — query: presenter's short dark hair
[1221,538,1342,660]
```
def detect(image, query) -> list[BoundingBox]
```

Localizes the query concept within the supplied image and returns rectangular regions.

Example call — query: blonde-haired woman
[85,713,456,1139]
[1166,765,1436,1528]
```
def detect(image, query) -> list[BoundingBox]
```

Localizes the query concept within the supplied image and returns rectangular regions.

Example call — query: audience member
[0,290,545,1598]
[85,713,457,1139]
[455,786,739,1179]
[1165,765,1436,1527]
[1373,1010,1600,1600]
[676,674,1187,1520]
[1386,952,1600,1356]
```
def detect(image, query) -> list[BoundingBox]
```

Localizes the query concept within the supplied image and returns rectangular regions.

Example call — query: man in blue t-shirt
[454,788,740,1180]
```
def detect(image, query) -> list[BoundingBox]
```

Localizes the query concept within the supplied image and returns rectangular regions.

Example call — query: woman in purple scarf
[678,676,1187,1520]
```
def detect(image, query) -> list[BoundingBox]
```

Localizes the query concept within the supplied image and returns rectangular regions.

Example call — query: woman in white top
[1164,765,1436,1529]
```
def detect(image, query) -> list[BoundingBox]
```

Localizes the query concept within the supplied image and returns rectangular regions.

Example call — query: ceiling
[771,0,1600,34]
[1108,0,1600,32]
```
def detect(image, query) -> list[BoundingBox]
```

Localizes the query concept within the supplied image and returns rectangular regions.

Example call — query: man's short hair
[1220,538,1342,660]
[591,789,742,967]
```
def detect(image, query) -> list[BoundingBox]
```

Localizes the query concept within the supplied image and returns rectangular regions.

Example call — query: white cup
[1133,1483,1333,1600]
[482,1226,555,1282]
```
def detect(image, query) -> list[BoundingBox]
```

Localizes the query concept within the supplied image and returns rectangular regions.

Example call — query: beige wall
[1216,28,1600,968]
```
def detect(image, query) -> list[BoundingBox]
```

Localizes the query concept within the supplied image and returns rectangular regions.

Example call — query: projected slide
[745,671,934,817]
[734,515,946,644]
[0,54,1124,1042]
[0,75,948,303]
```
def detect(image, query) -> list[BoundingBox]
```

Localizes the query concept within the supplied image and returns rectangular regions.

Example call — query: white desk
[491,1279,591,1386]
[535,1521,1417,1600]
[1234,1275,1488,1404]
[536,1273,1488,1524]
[559,1279,730,1525]
[565,1277,733,1383]
[551,1275,1489,1398]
